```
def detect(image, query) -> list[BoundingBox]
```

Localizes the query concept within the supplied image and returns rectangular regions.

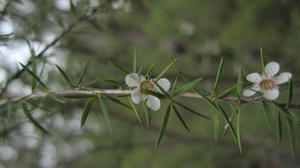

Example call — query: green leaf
[172,78,203,97]
[109,61,129,75]
[212,57,224,95]
[76,58,90,86]
[69,0,77,15]
[218,84,238,98]
[22,103,50,134]
[128,97,142,124]
[276,111,282,144]
[156,59,176,80]
[236,107,243,153]
[272,103,295,121]
[287,80,293,109]
[142,100,151,126]
[172,77,178,90]
[48,95,66,104]
[156,104,171,147]
[218,105,238,142]
[286,116,296,157]
[133,46,137,73]
[104,80,123,87]
[106,95,132,110]
[261,100,272,125]
[236,69,244,98]
[174,101,210,119]
[80,98,95,128]
[145,64,156,77]
[171,104,191,132]
[224,104,237,135]
[55,64,74,88]
[145,90,166,99]
[98,96,114,135]
[260,48,265,73]
[19,63,48,89]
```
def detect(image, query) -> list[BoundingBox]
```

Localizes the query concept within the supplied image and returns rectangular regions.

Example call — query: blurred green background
[0,0,300,167]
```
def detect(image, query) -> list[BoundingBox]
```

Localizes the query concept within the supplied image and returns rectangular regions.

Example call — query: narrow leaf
[276,111,282,144]
[174,101,210,119]
[109,61,129,75]
[172,78,203,97]
[261,100,272,125]
[212,57,224,95]
[286,116,296,157]
[172,104,191,132]
[133,46,137,73]
[218,84,238,98]
[48,95,66,104]
[76,58,90,86]
[128,97,142,124]
[19,63,48,89]
[142,100,151,126]
[286,80,293,109]
[260,48,265,73]
[80,98,95,128]
[156,60,176,80]
[106,95,132,109]
[145,90,166,99]
[22,103,50,134]
[145,64,156,77]
[98,96,114,135]
[55,64,73,88]
[236,107,243,153]
[156,104,171,147]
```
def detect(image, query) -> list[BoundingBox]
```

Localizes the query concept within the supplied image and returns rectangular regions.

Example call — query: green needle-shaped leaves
[80,98,95,128]
[156,59,176,80]
[287,80,293,109]
[261,100,272,125]
[142,100,151,126]
[98,96,114,135]
[171,104,191,132]
[174,101,210,119]
[287,117,296,157]
[277,111,282,144]
[156,104,171,147]
[260,48,266,73]
[128,97,142,124]
[236,108,243,153]
[76,58,90,86]
[172,78,203,97]
[133,47,137,73]
[20,63,48,89]
[22,103,50,134]
[55,64,74,88]
[212,57,224,96]
[106,96,132,110]
[109,61,129,75]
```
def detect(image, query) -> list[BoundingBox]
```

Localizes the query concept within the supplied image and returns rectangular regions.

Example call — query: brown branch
[0,89,299,110]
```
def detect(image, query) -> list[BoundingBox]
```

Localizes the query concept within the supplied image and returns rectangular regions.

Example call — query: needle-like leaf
[109,61,129,75]
[80,98,95,128]
[76,58,90,86]
[156,104,171,147]
[277,111,282,144]
[128,97,142,124]
[212,57,224,95]
[55,64,74,88]
[171,104,191,132]
[19,63,48,89]
[172,78,203,97]
[106,95,132,109]
[22,103,50,134]
[286,116,296,157]
[174,101,210,119]
[142,100,151,126]
[261,100,272,125]
[98,96,114,135]
[236,107,243,153]
[133,46,137,73]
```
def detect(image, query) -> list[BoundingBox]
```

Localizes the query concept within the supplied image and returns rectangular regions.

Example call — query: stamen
[259,79,275,90]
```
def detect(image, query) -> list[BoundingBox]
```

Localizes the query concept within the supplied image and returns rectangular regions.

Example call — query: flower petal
[147,95,161,111]
[265,62,279,77]
[157,78,171,92]
[276,72,292,85]
[243,89,256,97]
[246,73,262,83]
[263,89,279,100]
[131,89,142,104]
[125,73,140,87]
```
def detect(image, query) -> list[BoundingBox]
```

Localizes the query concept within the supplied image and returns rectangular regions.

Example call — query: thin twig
[0,89,298,109]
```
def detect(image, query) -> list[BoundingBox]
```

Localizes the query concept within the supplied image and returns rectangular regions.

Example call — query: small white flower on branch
[243,62,292,100]
[125,73,170,111]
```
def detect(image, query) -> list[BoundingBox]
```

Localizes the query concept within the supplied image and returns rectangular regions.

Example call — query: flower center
[140,80,155,94]
[259,79,275,90]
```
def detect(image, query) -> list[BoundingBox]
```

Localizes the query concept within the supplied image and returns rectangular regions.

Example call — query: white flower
[243,62,292,100]
[125,73,171,111]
